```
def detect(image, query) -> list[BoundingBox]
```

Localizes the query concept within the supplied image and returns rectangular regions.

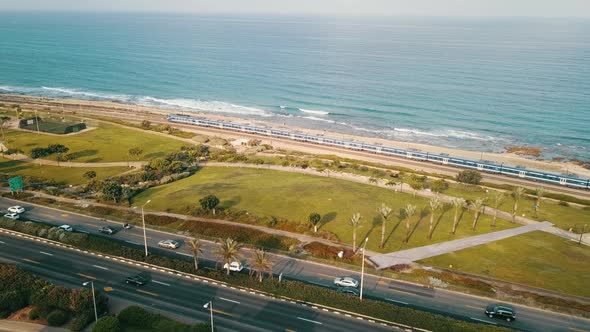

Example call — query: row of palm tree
[186,237,274,282]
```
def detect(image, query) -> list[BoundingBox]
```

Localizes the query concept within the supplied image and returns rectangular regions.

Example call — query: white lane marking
[152,280,171,286]
[297,317,323,325]
[470,317,497,325]
[125,240,140,245]
[79,230,89,234]
[219,297,240,304]
[92,265,109,270]
[176,252,192,257]
[0,240,5,244]
[386,298,409,305]
[39,251,53,256]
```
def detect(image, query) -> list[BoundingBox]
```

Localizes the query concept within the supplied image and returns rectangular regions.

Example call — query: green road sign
[8,176,23,192]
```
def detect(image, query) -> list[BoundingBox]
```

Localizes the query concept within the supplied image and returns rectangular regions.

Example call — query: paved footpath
[0,320,68,332]
[369,221,554,269]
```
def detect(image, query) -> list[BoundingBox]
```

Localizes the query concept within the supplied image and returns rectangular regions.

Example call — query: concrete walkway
[368,221,553,269]
[0,320,68,332]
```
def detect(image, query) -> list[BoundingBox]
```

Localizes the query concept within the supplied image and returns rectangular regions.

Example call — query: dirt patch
[7,306,47,325]
[505,145,541,157]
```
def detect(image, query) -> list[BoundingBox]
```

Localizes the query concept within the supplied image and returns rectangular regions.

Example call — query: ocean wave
[301,116,335,124]
[41,86,129,100]
[299,108,330,116]
[138,96,271,117]
[351,125,496,141]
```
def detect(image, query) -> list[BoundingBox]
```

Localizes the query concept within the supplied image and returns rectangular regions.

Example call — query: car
[334,277,359,288]
[58,224,73,232]
[7,206,25,214]
[223,261,243,272]
[485,304,516,322]
[337,287,360,296]
[125,271,150,286]
[158,239,180,249]
[98,226,116,235]
[3,213,20,220]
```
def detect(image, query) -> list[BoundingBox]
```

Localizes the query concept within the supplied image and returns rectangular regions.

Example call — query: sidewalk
[0,320,68,332]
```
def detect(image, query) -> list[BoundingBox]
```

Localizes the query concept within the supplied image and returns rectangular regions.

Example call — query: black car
[98,226,116,235]
[125,272,150,286]
[485,304,516,322]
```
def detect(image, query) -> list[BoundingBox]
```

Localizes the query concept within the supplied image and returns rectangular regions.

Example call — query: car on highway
[223,261,243,272]
[125,271,150,286]
[334,277,359,288]
[485,304,516,322]
[98,226,116,235]
[158,239,180,249]
[336,287,360,296]
[3,213,20,220]
[58,225,74,232]
[7,206,25,214]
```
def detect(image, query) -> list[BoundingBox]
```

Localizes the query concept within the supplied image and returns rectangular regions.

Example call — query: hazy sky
[1,0,589,17]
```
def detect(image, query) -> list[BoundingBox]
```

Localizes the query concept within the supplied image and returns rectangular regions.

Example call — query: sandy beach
[2,93,590,179]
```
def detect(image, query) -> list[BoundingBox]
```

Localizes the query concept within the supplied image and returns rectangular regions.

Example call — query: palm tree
[187,238,203,271]
[471,198,485,230]
[378,203,392,248]
[308,212,321,233]
[349,213,363,252]
[248,249,273,282]
[534,187,545,217]
[428,197,442,240]
[451,198,466,234]
[490,191,505,227]
[215,238,242,275]
[403,204,416,244]
[511,187,526,223]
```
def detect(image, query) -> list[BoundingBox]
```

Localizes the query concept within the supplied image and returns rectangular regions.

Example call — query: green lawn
[419,231,590,297]
[444,184,590,231]
[3,123,188,163]
[0,157,128,185]
[133,167,516,253]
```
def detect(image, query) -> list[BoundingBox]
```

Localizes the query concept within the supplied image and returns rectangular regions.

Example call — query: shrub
[430,179,449,193]
[118,305,155,328]
[70,311,95,332]
[0,290,26,316]
[92,316,120,332]
[47,309,68,326]
[29,306,40,320]
[456,170,482,185]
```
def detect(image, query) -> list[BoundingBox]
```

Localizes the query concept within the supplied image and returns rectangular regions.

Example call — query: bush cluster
[115,305,211,332]
[456,170,483,185]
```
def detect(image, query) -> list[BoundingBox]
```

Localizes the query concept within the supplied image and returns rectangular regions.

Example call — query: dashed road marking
[137,289,159,297]
[152,280,171,286]
[79,230,89,234]
[377,280,388,286]
[297,317,322,325]
[125,240,141,245]
[103,287,114,292]
[129,233,151,239]
[0,240,5,244]
[465,305,481,310]
[317,273,336,279]
[219,297,240,304]
[22,258,39,264]
[470,317,496,325]
[386,298,409,305]
[92,265,109,270]
[39,251,53,256]
[388,288,416,296]
[569,327,590,332]
[176,252,192,257]
[211,309,232,316]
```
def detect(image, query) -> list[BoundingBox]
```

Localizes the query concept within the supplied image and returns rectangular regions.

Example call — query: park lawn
[133,167,517,253]
[3,123,188,162]
[0,157,128,185]
[444,184,590,231]
[418,231,590,297]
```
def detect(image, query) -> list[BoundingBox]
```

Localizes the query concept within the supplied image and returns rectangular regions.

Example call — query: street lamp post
[203,301,214,332]
[359,237,369,301]
[141,200,151,256]
[82,281,98,323]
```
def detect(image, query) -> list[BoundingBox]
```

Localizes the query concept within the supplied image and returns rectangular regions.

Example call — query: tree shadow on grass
[144,152,165,159]
[320,212,337,229]
[360,215,381,243]
[430,209,450,240]
[70,149,98,159]
[383,208,405,247]
[86,158,103,162]
[222,196,241,209]
[406,208,429,244]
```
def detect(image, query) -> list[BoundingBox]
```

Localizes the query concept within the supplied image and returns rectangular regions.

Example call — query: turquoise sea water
[0,13,588,160]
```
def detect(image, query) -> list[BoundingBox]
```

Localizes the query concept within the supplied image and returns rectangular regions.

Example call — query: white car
[223,261,243,272]
[158,239,180,249]
[7,206,25,214]
[58,225,73,232]
[3,213,20,220]
[334,277,359,288]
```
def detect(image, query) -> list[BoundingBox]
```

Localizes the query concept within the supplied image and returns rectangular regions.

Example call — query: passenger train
[167,114,590,190]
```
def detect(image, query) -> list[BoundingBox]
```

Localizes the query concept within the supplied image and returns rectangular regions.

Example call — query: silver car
[7,206,25,214]
[334,277,359,288]
[3,213,20,220]
[158,239,180,249]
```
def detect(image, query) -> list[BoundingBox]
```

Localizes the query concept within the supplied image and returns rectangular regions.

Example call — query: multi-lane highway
[1,198,589,332]
[0,232,395,332]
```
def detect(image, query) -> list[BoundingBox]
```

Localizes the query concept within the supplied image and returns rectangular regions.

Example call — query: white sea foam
[139,96,271,117]
[41,86,129,101]
[301,116,335,124]
[279,105,286,109]
[299,108,330,116]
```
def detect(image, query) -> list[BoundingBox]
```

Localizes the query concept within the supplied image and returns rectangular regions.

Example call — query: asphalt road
[1,198,589,332]
[0,232,395,332]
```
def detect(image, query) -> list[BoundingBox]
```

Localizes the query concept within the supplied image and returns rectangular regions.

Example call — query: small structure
[18,116,87,134]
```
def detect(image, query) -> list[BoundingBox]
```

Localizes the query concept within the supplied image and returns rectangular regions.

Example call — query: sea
[0,13,589,160]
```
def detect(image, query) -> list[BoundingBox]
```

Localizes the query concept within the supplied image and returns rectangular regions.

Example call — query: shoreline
[2,93,590,179]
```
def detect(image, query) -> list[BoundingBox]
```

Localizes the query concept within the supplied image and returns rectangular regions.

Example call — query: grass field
[445,184,590,231]
[419,231,590,297]
[3,123,188,163]
[133,167,517,253]
[0,157,128,185]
